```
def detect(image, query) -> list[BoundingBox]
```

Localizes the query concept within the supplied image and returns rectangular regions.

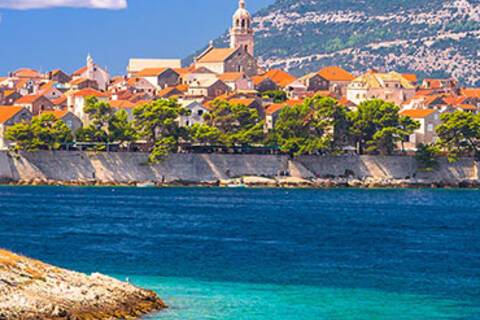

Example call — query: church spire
[230,0,254,56]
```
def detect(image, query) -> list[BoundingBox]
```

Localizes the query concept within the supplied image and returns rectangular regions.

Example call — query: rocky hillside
[214,0,480,85]
[0,249,166,320]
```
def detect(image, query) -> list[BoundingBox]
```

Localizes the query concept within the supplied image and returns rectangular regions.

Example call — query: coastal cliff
[0,151,479,188]
[0,249,166,320]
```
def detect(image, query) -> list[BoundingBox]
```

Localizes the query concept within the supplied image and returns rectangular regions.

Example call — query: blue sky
[0,0,274,75]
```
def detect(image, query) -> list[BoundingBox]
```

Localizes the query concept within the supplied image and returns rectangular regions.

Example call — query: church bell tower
[230,0,254,57]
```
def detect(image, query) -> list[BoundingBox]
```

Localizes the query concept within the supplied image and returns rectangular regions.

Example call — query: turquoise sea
[1,187,480,319]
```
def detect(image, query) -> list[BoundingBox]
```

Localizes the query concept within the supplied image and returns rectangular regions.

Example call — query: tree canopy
[6,114,73,151]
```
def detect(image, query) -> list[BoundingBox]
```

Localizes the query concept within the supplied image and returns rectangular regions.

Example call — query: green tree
[6,114,73,151]
[261,90,287,103]
[398,115,421,152]
[307,96,350,152]
[273,97,347,156]
[204,100,264,147]
[189,123,221,145]
[77,96,113,145]
[436,111,480,162]
[149,137,178,163]
[5,122,35,151]
[416,144,440,172]
[108,109,136,147]
[84,96,113,128]
[133,99,189,162]
[349,99,419,155]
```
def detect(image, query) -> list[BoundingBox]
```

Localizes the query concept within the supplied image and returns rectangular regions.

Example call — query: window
[241,19,245,28]
[427,124,433,132]
[198,110,203,116]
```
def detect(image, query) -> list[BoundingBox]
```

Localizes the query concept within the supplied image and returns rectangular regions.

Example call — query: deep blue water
[1,187,480,319]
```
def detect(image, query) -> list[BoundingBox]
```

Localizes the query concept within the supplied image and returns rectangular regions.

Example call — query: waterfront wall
[0,151,478,185]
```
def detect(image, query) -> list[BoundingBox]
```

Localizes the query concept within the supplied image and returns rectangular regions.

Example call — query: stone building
[400,109,441,150]
[72,55,110,91]
[347,71,416,106]
[194,0,257,77]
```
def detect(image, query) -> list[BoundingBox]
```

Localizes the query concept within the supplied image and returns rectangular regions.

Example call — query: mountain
[212,0,480,85]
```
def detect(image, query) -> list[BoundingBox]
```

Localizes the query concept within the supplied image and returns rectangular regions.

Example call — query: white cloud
[0,0,127,10]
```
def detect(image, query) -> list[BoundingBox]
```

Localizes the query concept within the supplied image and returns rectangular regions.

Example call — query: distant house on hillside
[318,66,355,95]
[347,71,416,106]
[42,109,83,134]
[48,69,72,84]
[134,68,181,90]
[0,106,32,150]
[187,79,229,99]
[66,88,109,124]
[16,94,55,115]
[217,72,252,91]
[400,109,440,150]
[297,73,329,92]
[127,58,182,76]
[10,68,44,80]
[178,101,209,127]
[420,78,458,94]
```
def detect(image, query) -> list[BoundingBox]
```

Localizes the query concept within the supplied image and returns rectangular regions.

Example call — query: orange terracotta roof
[14,79,29,90]
[0,106,25,124]
[51,96,67,105]
[2,90,15,97]
[13,68,42,79]
[460,88,480,98]
[175,84,188,92]
[228,98,255,106]
[218,72,245,82]
[457,104,478,111]
[196,48,237,63]
[338,96,355,106]
[16,94,41,104]
[72,66,87,77]
[157,87,182,98]
[265,103,286,115]
[42,109,69,119]
[251,75,268,86]
[109,100,136,109]
[400,109,436,118]
[402,73,418,83]
[69,77,92,86]
[442,95,465,106]
[135,68,167,77]
[262,69,296,88]
[414,89,436,96]
[173,68,191,75]
[70,88,109,98]
[318,66,355,82]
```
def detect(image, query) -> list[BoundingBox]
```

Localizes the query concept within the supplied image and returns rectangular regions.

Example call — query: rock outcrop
[0,249,166,320]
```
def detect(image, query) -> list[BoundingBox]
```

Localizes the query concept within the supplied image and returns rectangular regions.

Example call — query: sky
[0,0,274,75]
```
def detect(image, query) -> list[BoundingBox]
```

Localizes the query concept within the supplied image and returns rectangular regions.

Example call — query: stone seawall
[0,151,478,187]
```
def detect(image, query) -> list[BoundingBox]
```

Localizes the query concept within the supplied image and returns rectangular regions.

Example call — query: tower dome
[230,0,254,56]
[233,0,251,19]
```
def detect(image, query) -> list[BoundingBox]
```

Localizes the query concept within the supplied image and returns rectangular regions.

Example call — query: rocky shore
[0,249,166,320]
[4,175,480,189]
[1,151,479,189]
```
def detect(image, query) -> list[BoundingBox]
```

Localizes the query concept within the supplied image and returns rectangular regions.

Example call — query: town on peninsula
[0,0,479,188]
